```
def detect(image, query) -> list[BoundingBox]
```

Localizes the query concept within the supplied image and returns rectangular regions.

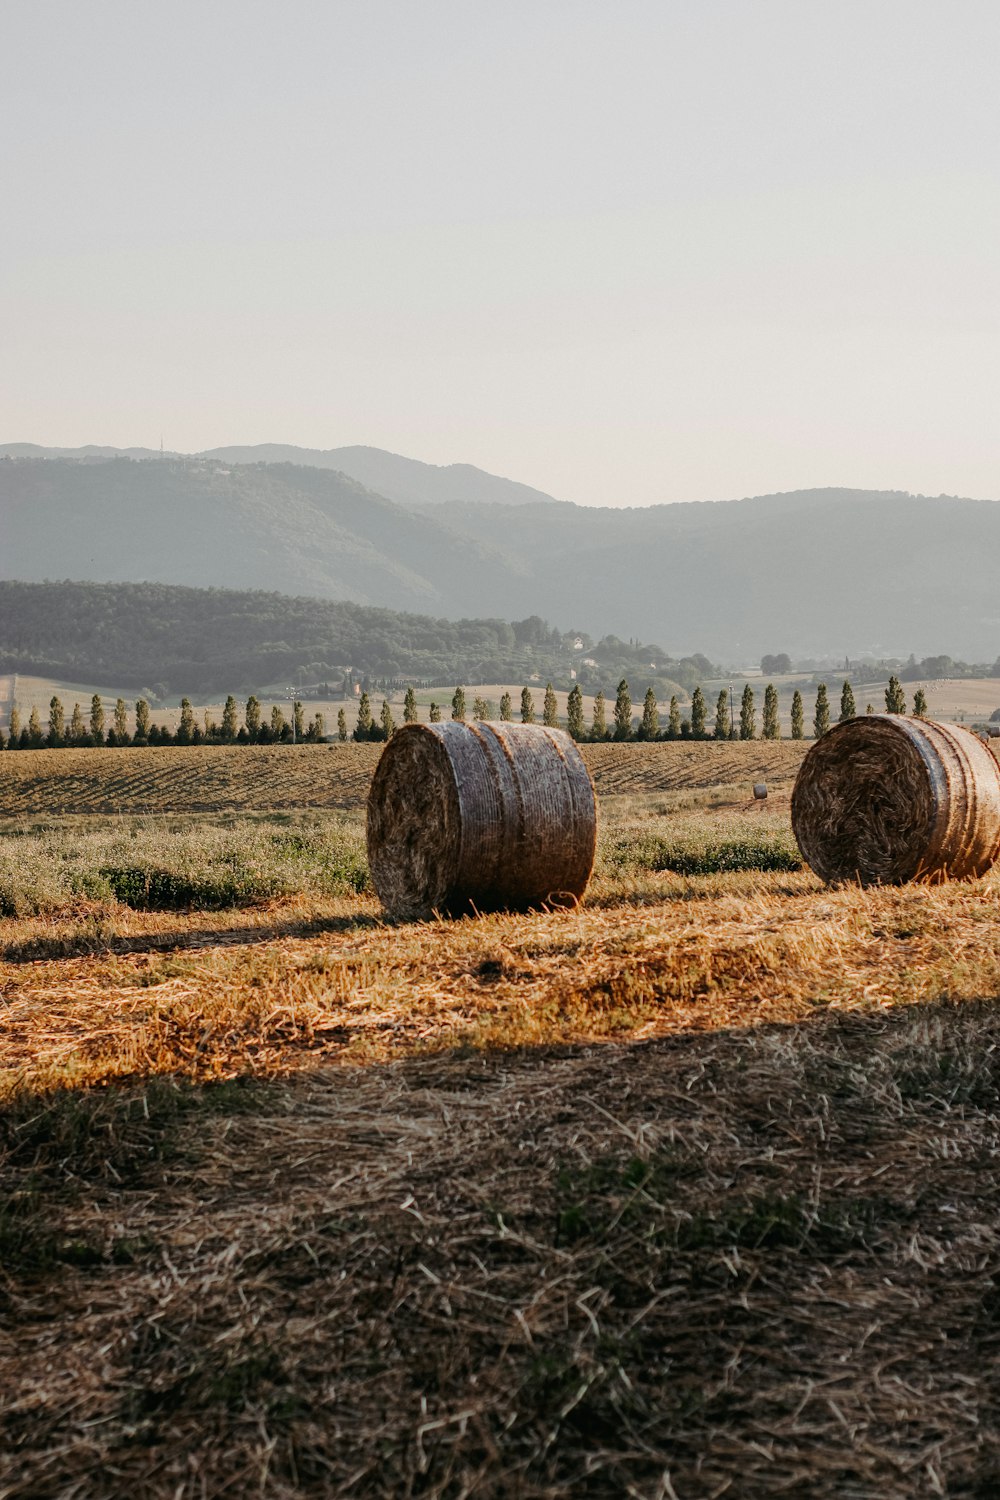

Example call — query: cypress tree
[591,690,607,740]
[885,675,907,713]
[543,683,558,727]
[380,700,396,739]
[691,686,706,739]
[714,689,729,741]
[763,682,780,740]
[47,696,65,747]
[813,684,830,738]
[293,700,305,741]
[354,693,373,740]
[499,692,513,722]
[739,684,756,740]
[473,696,491,720]
[613,679,632,741]
[640,687,659,740]
[245,696,261,740]
[221,695,239,741]
[429,702,442,722]
[790,690,804,740]
[668,695,682,739]
[839,680,856,723]
[566,684,584,740]
[8,708,20,746]
[337,708,348,741]
[114,698,129,743]
[403,686,418,724]
[270,704,288,741]
[28,706,43,747]
[177,698,196,744]
[521,687,535,724]
[310,711,325,741]
[451,686,466,721]
[913,688,928,717]
[70,702,87,745]
[90,694,105,746]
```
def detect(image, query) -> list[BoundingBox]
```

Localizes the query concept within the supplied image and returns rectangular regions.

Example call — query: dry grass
[4,743,1000,1494]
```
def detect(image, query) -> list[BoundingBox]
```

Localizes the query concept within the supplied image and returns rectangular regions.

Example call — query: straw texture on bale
[791,715,1000,886]
[367,721,597,919]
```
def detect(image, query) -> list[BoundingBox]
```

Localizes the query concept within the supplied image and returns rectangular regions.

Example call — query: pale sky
[2,0,998,506]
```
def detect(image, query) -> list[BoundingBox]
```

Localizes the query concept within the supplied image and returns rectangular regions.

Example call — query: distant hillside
[2,453,1000,658]
[0,580,706,698]
[0,442,562,507]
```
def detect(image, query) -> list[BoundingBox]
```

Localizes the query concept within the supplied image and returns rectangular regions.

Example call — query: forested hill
[3,453,1000,658]
[0,580,713,698]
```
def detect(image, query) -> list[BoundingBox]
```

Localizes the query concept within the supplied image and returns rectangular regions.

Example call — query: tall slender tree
[613,679,633,741]
[403,686,418,723]
[690,686,706,739]
[293,700,305,741]
[668,695,682,739]
[221,695,239,741]
[913,688,928,717]
[8,708,20,746]
[429,702,442,723]
[543,682,558,727]
[310,711,326,741]
[762,682,780,739]
[885,675,907,713]
[354,692,373,740]
[640,687,659,740]
[839,680,857,723]
[28,707,43,747]
[714,689,729,741]
[245,696,261,740]
[337,708,348,741]
[451,686,466,721]
[813,684,831,738]
[90,693,105,746]
[591,690,607,740]
[566,684,584,740]
[380,700,396,739]
[114,698,129,743]
[70,702,87,745]
[499,692,513,722]
[175,698,195,744]
[739,684,756,740]
[473,696,492,720]
[47,696,65,747]
[520,687,536,724]
[790,690,805,739]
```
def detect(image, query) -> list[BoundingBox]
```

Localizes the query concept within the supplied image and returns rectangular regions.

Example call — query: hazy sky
[3,0,998,506]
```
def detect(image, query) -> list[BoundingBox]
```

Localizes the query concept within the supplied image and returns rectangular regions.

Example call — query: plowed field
[0,739,808,817]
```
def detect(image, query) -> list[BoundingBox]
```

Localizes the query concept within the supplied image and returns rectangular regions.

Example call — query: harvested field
[3,747,1000,1495]
[0,740,808,817]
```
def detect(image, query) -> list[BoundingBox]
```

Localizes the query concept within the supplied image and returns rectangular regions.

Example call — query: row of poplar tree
[0,675,926,750]
[0,694,326,749]
[347,674,927,743]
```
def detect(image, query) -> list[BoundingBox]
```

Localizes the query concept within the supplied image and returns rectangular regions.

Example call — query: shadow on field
[2,911,385,964]
[4,995,1000,1496]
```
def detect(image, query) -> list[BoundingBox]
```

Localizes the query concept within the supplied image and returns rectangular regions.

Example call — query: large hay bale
[366,721,597,919]
[791,716,1000,886]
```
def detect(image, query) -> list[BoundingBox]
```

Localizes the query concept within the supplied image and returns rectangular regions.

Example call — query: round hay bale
[791,716,1000,886]
[752,782,768,800]
[366,721,597,919]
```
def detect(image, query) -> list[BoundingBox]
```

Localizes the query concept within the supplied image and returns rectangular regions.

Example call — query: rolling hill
[2,451,999,660]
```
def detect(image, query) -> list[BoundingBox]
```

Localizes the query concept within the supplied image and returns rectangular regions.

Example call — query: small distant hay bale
[791,716,1000,886]
[366,721,597,919]
[752,782,768,801]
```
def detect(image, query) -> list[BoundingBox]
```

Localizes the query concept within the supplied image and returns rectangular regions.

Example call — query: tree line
[0,674,930,751]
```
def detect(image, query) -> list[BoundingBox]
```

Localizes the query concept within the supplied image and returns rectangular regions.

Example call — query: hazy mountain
[2,454,999,660]
[1,442,562,507]
[197,444,563,508]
